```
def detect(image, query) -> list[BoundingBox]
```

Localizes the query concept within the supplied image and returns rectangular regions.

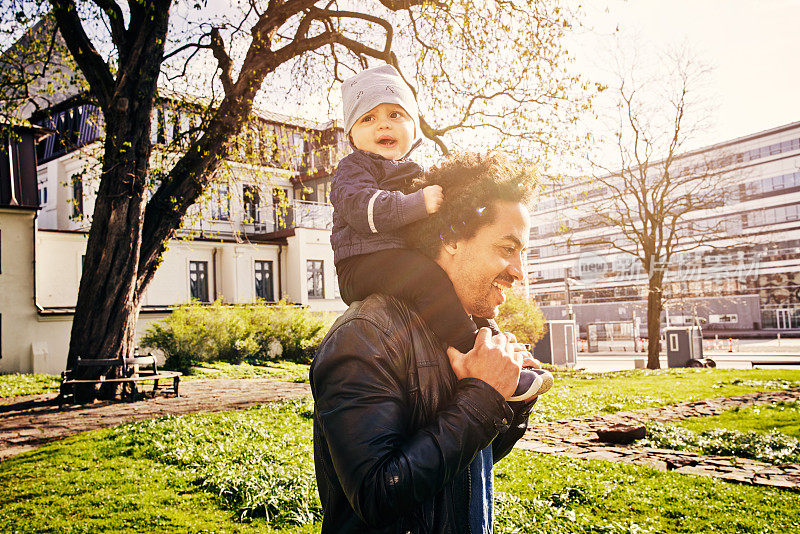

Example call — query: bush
[140,299,333,372]
[247,299,330,364]
[495,289,547,346]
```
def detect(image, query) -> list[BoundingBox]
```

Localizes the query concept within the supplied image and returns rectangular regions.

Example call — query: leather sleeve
[492,399,534,462]
[312,317,513,528]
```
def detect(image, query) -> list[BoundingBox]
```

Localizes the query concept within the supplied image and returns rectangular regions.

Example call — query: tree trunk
[61,3,171,401]
[645,271,665,369]
[66,106,151,398]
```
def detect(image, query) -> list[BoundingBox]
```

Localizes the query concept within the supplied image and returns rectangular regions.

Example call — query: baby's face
[350,102,415,160]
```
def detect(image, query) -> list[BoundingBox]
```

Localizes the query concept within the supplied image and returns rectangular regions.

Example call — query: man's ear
[442,238,458,256]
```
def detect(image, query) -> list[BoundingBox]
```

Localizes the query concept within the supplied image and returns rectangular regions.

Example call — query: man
[311,152,538,533]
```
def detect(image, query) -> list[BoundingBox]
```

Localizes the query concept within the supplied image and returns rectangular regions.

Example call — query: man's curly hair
[404,152,538,259]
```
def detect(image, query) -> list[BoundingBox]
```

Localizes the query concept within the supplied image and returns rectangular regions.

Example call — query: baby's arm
[331,157,430,234]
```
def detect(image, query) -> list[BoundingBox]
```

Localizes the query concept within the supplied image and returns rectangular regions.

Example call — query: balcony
[249,199,333,234]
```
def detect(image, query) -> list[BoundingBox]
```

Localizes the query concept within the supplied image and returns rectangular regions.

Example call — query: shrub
[140,299,333,372]
[495,289,547,346]
[247,299,330,364]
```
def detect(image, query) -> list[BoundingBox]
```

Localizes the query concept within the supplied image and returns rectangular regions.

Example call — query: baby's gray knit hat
[341,64,419,139]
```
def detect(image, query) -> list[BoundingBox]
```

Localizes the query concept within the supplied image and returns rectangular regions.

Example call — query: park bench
[59,352,181,405]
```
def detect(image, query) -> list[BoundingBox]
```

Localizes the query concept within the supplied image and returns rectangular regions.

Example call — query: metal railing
[252,199,333,233]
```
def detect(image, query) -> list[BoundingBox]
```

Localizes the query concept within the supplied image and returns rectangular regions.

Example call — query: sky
[245,0,800,172]
[571,0,800,152]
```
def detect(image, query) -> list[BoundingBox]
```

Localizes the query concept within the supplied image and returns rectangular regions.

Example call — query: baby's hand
[423,185,444,214]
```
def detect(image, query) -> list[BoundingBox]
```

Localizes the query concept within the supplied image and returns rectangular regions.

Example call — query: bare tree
[577,49,740,368]
[1,0,593,399]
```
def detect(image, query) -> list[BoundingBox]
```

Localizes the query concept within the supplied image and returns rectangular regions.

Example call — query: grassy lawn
[675,400,800,438]
[637,400,800,465]
[495,451,800,534]
[187,360,309,383]
[0,373,60,398]
[2,398,799,534]
[0,401,317,534]
[0,360,309,399]
[533,368,800,422]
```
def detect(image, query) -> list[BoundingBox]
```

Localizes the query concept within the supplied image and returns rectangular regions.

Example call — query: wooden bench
[59,353,181,405]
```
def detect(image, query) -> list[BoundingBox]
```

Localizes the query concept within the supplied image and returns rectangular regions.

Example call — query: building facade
[0,99,350,375]
[527,121,800,337]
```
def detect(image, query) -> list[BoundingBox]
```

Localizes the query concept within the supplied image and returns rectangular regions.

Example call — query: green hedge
[141,299,333,372]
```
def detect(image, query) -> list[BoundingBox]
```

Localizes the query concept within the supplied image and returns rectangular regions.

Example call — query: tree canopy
[0,0,595,393]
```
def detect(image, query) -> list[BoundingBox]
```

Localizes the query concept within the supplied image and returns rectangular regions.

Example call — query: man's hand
[423,185,444,214]
[446,328,522,399]
[504,331,542,369]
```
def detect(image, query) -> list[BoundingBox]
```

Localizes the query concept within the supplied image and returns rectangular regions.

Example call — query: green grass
[0,361,309,399]
[494,451,800,533]
[0,373,60,398]
[532,368,800,422]
[676,400,800,438]
[638,400,800,465]
[187,360,310,383]
[0,402,317,534]
[4,406,799,534]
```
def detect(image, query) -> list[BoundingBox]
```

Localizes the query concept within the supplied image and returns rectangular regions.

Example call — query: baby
[329,64,551,402]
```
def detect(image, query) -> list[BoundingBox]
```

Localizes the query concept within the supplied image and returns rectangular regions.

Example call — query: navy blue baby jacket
[330,149,428,265]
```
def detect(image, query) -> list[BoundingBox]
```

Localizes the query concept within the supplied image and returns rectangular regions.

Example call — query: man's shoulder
[313,295,420,375]
[327,294,413,337]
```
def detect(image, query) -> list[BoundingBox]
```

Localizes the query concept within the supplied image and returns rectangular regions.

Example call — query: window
[307,259,324,299]
[290,131,306,171]
[38,186,47,205]
[254,260,274,301]
[668,315,693,326]
[669,333,679,351]
[710,314,738,324]
[189,261,209,302]
[72,177,83,218]
[264,125,280,165]
[243,185,260,223]
[211,185,229,220]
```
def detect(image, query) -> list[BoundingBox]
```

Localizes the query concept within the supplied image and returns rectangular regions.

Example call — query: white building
[528,121,800,337]
[0,98,349,375]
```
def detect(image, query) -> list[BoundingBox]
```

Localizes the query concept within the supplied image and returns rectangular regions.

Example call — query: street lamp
[564,270,577,320]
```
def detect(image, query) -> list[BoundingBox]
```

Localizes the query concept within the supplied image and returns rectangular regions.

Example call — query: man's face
[349,102,415,161]
[440,200,531,318]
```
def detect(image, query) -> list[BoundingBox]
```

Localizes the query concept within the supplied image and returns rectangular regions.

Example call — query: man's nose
[508,254,524,281]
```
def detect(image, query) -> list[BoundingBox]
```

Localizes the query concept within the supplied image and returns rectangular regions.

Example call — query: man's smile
[491,276,514,303]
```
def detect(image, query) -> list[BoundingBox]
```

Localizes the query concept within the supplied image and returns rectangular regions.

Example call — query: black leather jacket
[311,295,532,533]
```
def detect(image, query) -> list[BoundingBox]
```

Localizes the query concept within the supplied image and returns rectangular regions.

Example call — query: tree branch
[92,0,126,50]
[209,27,233,95]
[49,0,115,107]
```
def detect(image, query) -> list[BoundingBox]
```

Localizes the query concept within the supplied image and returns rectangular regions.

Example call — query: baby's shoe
[507,368,553,402]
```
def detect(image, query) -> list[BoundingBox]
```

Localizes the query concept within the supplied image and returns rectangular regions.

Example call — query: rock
[595,424,647,444]
[665,456,700,470]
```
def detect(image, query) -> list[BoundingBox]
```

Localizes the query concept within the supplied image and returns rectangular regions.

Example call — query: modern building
[527,120,800,338]
[0,96,350,375]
